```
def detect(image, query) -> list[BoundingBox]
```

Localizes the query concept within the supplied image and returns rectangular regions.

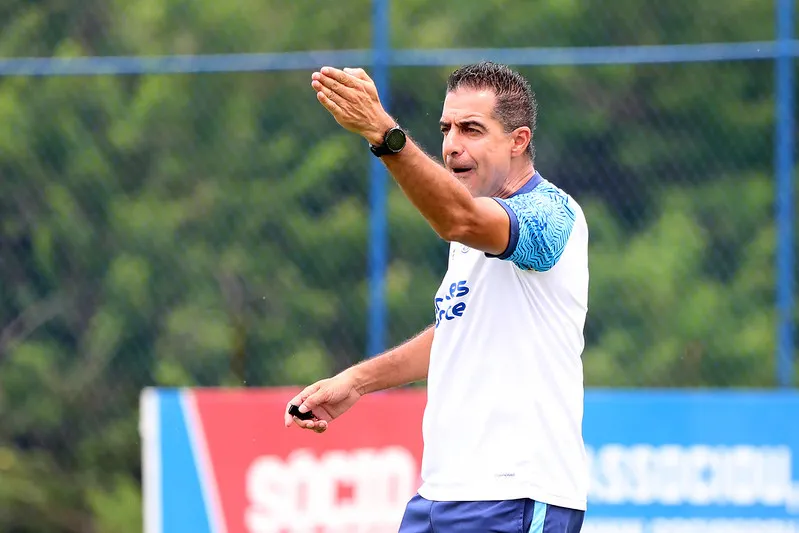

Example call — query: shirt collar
[507,172,543,198]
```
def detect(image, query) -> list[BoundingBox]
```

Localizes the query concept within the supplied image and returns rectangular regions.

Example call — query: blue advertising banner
[581,391,799,532]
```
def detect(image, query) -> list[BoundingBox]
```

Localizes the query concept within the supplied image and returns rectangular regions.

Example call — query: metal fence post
[775,0,796,387]
[367,0,391,358]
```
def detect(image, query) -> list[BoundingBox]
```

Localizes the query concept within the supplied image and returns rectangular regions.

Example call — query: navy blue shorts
[398,493,584,533]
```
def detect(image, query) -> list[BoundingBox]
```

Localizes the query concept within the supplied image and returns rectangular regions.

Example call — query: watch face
[385,128,406,152]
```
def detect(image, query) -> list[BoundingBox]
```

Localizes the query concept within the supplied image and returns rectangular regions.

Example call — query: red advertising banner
[145,387,428,533]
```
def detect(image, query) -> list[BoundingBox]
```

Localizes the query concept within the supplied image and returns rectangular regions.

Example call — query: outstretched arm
[377,138,514,256]
[310,66,514,256]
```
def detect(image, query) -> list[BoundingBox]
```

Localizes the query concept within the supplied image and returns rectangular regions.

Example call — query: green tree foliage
[0,0,795,530]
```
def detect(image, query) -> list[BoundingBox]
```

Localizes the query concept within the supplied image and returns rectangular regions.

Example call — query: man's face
[439,88,519,197]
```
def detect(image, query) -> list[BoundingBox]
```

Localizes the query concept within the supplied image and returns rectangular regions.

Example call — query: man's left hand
[311,66,396,146]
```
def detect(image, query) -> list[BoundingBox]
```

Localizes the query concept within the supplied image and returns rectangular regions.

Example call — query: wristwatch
[369,126,407,157]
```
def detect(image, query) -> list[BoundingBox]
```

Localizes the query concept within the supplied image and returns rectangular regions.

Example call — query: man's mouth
[450,167,473,175]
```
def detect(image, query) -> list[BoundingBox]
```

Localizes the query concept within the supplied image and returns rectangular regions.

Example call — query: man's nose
[442,130,463,157]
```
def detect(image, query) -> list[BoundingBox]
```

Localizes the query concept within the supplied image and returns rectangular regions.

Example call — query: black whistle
[288,403,316,421]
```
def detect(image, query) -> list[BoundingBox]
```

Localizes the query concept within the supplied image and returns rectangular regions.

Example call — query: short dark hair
[446,61,538,161]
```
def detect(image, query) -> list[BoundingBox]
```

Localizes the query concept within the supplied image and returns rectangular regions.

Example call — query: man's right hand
[283,371,362,434]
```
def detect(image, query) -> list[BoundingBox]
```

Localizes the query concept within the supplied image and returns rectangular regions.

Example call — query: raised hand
[310,66,396,146]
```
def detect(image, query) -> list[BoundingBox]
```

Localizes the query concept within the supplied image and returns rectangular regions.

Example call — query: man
[284,61,589,533]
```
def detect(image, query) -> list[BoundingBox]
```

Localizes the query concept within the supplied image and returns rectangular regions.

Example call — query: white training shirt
[416,172,590,511]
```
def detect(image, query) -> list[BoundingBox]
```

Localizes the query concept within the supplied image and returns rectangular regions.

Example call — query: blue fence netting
[2,0,794,386]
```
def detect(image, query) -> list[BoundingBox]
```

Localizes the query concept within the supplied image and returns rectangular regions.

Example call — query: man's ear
[510,127,532,157]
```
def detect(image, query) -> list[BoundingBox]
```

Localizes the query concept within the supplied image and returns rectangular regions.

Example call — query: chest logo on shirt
[434,279,471,329]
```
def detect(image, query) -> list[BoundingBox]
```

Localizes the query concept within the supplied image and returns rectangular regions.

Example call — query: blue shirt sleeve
[487,185,576,272]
